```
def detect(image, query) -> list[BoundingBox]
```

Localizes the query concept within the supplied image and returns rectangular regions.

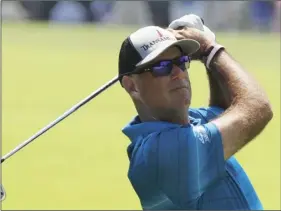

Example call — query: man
[118,14,273,210]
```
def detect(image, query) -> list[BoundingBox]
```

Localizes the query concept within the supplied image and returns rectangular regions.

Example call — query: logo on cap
[139,28,174,52]
[156,30,163,37]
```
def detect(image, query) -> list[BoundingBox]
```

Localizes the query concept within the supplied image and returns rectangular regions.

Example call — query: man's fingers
[167,28,185,40]
[168,27,204,42]
[176,28,199,39]
[174,33,185,40]
[166,28,174,33]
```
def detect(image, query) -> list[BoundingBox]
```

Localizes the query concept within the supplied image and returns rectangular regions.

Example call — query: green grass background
[2,22,280,210]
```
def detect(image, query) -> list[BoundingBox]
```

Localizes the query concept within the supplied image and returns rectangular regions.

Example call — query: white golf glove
[169,14,224,69]
[169,14,216,44]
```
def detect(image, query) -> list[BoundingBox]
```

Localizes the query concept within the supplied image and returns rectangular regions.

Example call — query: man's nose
[171,64,185,80]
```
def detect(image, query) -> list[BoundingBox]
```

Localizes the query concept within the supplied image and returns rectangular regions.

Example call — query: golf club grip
[1,76,119,163]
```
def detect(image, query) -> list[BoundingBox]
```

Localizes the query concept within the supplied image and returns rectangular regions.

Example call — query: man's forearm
[209,50,270,109]
[168,23,273,158]
[209,49,273,157]
[206,69,231,109]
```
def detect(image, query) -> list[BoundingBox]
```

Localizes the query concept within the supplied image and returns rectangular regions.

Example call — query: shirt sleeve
[143,123,225,208]
[189,106,225,123]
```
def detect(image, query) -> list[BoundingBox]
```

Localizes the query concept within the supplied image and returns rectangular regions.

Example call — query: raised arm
[207,49,273,159]
[206,68,230,109]
[175,28,273,160]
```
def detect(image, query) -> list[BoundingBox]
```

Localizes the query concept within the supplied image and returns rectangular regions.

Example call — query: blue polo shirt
[122,106,263,210]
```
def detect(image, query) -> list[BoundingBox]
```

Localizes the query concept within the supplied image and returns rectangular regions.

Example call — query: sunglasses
[132,55,190,77]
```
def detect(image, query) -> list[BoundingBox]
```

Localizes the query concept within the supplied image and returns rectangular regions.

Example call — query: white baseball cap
[118,25,200,79]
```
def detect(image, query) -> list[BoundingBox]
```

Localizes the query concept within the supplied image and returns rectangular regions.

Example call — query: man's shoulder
[188,106,225,122]
[122,106,225,144]
[122,117,184,143]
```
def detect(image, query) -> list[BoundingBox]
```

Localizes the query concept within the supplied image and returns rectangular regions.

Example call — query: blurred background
[1,0,280,210]
[2,0,281,32]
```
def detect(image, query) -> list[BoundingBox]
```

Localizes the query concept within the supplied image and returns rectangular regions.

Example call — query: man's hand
[168,14,216,61]
[173,28,214,61]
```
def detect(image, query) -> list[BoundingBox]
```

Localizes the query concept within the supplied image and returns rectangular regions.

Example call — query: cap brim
[136,39,200,67]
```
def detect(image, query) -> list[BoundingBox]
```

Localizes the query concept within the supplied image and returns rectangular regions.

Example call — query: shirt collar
[122,115,199,142]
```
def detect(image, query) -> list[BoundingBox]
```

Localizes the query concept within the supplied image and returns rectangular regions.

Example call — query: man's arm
[174,27,273,160]
[206,69,230,109]
[208,49,273,159]
[168,14,272,126]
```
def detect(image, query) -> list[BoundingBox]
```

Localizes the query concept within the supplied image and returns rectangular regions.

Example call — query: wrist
[201,43,225,69]
[200,45,214,62]
[198,41,215,62]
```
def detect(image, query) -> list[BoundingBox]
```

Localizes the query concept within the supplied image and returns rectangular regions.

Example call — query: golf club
[0,75,119,201]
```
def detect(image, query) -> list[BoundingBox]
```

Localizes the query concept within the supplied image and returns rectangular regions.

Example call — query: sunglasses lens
[151,61,173,76]
[149,56,190,77]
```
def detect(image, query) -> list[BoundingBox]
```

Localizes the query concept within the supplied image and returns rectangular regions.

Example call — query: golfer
[118,14,273,210]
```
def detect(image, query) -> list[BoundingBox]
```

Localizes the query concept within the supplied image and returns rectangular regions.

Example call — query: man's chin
[171,99,190,112]
[172,93,191,107]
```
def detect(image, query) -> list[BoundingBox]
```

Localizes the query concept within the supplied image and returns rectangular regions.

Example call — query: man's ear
[122,75,139,97]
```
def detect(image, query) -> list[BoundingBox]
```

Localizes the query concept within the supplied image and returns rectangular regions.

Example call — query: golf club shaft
[1,76,119,164]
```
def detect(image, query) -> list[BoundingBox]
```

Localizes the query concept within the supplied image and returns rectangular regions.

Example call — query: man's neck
[138,108,189,125]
